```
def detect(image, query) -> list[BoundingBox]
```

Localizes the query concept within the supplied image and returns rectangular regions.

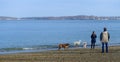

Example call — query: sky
[0,0,120,17]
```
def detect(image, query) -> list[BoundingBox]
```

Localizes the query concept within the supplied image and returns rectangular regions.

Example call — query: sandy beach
[0,46,120,62]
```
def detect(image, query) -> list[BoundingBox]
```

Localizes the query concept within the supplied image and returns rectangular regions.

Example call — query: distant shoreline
[0,15,120,20]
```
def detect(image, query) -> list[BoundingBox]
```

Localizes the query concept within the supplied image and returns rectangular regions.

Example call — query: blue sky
[0,0,120,17]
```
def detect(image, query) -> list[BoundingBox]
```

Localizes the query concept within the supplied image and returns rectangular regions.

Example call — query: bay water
[0,20,120,54]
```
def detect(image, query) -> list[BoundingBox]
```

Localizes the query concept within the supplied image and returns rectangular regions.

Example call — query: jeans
[91,40,96,49]
[91,42,95,49]
[102,42,108,53]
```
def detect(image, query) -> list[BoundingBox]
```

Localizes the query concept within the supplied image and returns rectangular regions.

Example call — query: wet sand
[0,46,120,62]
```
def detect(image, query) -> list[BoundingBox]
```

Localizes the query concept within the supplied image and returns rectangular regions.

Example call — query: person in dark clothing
[91,31,97,49]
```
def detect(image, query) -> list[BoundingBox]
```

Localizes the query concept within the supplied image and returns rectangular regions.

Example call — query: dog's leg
[58,45,62,50]
[58,46,60,50]
[64,46,69,50]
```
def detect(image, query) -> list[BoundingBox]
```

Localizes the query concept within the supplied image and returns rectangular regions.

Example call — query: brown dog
[58,43,70,50]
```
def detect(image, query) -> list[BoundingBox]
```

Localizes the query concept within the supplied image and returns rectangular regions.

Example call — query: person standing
[100,27,110,53]
[91,31,97,49]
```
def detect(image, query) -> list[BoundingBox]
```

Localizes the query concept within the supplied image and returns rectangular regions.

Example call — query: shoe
[101,52,104,53]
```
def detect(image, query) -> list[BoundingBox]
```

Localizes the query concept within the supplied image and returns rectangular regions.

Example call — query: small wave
[0,45,58,52]
[0,48,23,52]
[23,48,34,50]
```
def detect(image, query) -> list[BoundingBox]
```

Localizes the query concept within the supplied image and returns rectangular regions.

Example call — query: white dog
[74,40,81,47]
[83,42,87,48]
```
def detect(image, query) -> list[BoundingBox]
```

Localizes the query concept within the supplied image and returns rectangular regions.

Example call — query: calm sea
[0,20,120,54]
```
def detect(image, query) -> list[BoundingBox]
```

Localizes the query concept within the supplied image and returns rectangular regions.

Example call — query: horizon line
[0,15,120,18]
